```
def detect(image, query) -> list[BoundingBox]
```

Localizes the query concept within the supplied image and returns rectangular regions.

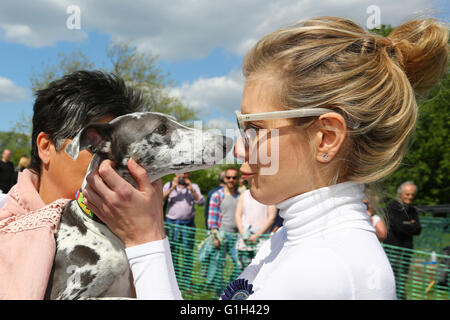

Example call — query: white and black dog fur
[45,111,233,299]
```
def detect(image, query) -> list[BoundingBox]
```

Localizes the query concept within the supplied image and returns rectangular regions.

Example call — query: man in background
[204,171,225,228]
[207,167,241,294]
[384,181,422,299]
[163,172,204,294]
[0,149,14,194]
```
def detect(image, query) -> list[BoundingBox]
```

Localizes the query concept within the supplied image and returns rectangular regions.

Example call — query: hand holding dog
[83,158,166,248]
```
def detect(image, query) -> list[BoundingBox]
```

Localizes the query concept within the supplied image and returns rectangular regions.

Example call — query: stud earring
[323,153,328,161]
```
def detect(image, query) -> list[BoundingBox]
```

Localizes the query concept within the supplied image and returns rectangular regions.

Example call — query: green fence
[414,217,449,253]
[383,244,449,300]
[164,222,449,300]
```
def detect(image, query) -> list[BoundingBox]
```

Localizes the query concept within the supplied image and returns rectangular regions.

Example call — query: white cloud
[0,0,442,60]
[0,77,29,103]
[0,0,86,47]
[170,69,245,114]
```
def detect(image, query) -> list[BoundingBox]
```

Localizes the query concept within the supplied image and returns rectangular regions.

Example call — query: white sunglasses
[235,108,335,149]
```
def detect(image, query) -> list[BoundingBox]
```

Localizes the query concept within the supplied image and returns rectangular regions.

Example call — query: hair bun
[388,19,449,92]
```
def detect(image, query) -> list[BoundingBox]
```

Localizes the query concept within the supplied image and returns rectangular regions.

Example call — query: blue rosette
[220,278,254,300]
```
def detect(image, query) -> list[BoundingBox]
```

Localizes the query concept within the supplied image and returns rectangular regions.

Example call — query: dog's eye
[155,124,167,135]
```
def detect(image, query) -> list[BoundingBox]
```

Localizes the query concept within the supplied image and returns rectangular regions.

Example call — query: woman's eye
[155,124,167,135]
[244,124,261,132]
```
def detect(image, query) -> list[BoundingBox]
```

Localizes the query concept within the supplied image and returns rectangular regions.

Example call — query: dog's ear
[65,123,113,160]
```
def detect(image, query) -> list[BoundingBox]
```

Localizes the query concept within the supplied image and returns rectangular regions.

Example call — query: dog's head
[66,112,234,187]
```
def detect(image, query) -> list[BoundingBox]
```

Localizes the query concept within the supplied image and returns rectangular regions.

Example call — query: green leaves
[382,69,450,204]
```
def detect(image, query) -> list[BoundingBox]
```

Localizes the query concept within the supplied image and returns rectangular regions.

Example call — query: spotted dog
[45,112,234,299]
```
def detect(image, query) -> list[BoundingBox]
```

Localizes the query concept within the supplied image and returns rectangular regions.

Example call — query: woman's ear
[314,112,347,163]
[36,132,52,167]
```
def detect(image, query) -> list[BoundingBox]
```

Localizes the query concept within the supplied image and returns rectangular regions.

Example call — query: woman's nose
[234,136,247,161]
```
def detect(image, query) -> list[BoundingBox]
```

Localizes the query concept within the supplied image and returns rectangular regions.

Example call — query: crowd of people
[161,167,277,294]
[159,166,424,298]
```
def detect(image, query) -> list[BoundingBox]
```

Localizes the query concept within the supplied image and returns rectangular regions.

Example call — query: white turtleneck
[125,181,396,300]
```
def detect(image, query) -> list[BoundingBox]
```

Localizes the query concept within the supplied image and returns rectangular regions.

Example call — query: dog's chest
[48,201,132,299]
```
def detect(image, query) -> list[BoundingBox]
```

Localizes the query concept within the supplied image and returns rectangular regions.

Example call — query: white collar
[276,181,374,245]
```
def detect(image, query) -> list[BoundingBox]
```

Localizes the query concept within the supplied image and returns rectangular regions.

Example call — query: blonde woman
[84,17,448,299]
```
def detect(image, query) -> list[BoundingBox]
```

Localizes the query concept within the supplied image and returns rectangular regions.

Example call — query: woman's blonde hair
[18,156,30,170]
[242,16,448,185]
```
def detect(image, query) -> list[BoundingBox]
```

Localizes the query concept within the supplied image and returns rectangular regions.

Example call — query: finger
[83,186,112,222]
[97,159,125,191]
[128,158,152,193]
[152,178,163,191]
[86,169,115,201]
[151,179,164,199]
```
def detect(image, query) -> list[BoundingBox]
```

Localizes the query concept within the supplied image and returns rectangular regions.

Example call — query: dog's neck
[74,189,105,224]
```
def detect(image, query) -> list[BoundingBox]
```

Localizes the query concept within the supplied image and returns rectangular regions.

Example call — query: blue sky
[0,0,448,133]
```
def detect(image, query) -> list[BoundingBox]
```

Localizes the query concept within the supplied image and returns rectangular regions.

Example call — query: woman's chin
[249,183,278,206]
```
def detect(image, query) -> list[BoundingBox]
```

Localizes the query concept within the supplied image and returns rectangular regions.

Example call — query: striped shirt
[207,188,240,230]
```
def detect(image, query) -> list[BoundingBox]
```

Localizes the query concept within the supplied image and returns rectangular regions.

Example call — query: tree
[29,41,196,124]
[0,131,31,166]
[369,24,394,37]
[369,24,450,205]
[381,70,450,204]
[29,48,95,93]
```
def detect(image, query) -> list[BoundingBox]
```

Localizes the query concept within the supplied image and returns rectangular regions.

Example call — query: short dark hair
[225,167,239,176]
[29,70,144,175]
[219,171,226,184]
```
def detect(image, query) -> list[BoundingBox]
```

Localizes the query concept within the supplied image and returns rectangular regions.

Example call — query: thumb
[128,158,152,193]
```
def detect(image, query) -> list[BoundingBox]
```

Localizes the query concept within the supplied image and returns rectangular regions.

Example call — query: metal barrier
[164,223,449,300]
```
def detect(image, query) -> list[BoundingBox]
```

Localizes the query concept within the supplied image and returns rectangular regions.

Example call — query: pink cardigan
[0,169,70,299]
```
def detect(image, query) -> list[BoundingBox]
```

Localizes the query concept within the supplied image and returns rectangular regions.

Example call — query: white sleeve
[371,214,381,227]
[125,237,183,300]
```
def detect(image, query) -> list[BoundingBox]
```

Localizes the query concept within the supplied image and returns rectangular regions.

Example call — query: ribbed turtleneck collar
[276,181,374,245]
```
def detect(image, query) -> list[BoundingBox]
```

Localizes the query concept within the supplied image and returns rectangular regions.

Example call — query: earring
[323,153,328,161]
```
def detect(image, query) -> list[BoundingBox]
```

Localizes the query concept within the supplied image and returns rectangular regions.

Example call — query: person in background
[12,156,30,186]
[384,181,422,299]
[363,197,387,242]
[235,189,277,268]
[207,167,241,293]
[0,149,15,194]
[163,172,204,293]
[204,171,225,228]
